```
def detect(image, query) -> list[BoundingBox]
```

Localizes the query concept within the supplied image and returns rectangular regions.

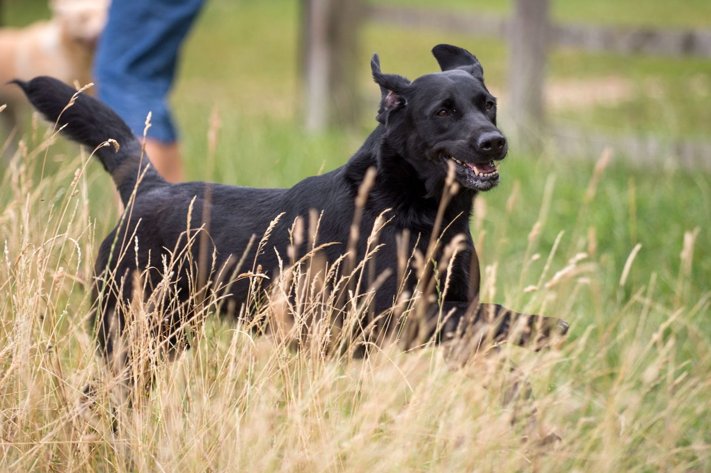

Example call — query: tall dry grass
[0,116,709,472]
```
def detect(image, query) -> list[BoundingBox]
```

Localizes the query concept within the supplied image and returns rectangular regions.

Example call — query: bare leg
[1,106,20,160]
[144,139,184,183]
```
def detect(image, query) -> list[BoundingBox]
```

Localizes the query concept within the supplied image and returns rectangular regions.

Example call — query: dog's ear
[371,54,410,124]
[432,44,484,80]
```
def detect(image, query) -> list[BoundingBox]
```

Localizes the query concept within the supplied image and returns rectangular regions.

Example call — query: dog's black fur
[15,44,568,368]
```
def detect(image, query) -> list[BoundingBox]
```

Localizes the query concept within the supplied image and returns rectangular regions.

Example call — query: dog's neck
[344,125,476,231]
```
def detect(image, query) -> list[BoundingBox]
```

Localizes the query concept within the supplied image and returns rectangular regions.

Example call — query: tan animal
[0,0,108,141]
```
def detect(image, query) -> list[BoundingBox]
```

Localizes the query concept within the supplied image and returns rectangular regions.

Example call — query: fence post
[507,0,550,150]
[301,0,363,132]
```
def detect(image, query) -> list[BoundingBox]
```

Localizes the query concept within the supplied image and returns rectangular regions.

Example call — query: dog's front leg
[474,303,569,350]
[421,301,568,354]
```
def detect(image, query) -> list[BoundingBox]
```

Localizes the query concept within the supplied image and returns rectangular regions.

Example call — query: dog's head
[51,0,108,47]
[372,44,507,195]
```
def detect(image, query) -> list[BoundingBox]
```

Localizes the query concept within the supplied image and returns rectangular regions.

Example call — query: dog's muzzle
[442,153,500,191]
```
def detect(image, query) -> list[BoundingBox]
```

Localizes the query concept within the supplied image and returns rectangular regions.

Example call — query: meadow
[0,0,709,471]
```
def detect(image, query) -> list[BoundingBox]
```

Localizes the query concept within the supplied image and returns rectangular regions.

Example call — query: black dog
[16,44,567,374]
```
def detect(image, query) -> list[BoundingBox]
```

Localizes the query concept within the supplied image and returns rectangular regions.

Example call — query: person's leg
[93,0,204,182]
[144,140,183,183]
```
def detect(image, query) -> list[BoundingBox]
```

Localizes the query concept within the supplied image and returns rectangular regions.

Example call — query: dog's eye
[485,100,496,112]
[436,108,452,117]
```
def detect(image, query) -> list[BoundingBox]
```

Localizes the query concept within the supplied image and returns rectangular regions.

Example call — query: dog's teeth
[471,161,498,177]
[447,155,499,178]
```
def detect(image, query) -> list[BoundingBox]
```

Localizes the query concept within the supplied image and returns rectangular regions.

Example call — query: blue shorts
[93,0,204,143]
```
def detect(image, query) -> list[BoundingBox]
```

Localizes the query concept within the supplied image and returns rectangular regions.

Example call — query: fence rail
[367,4,711,58]
[367,5,507,40]
[552,128,711,171]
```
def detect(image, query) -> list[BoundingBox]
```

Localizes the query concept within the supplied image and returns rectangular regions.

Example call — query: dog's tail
[12,76,165,205]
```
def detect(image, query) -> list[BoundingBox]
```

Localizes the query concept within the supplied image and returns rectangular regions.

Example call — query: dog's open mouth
[442,154,500,191]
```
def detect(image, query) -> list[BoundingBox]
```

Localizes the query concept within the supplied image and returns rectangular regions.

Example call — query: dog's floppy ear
[371,54,410,124]
[432,44,484,80]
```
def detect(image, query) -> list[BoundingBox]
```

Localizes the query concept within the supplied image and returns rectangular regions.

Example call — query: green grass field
[1,0,709,471]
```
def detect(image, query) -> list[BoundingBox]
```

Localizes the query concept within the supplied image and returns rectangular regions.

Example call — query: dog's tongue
[468,161,496,174]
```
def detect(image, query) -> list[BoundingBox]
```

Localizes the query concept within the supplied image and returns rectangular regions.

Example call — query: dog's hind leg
[90,268,148,410]
[99,305,133,408]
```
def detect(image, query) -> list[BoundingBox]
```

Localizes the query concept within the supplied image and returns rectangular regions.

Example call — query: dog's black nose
[476,131,507,158]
